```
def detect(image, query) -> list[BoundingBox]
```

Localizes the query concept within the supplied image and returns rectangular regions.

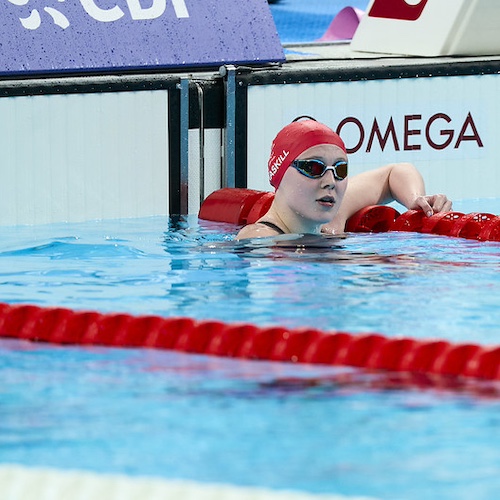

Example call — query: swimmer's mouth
[317,196,335,205]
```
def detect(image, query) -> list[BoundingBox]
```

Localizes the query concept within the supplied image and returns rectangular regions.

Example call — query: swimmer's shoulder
[236,220,286,240]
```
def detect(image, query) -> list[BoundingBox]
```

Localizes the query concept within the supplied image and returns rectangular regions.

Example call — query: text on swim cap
[268,149,289,181]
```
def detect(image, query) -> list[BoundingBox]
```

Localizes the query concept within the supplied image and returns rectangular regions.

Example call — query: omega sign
[337,112,483,154]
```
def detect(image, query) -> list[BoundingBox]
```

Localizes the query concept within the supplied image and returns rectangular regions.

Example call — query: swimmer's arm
[380,162,452,215]
[336,162,452,223]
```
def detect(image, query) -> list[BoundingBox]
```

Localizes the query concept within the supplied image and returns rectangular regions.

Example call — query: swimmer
[236,116,452,240]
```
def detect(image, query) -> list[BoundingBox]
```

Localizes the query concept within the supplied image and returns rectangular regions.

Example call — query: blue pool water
[269,0,370,44]
[0,198,499,499]
[2,337,500,500]
[0,199,499,344]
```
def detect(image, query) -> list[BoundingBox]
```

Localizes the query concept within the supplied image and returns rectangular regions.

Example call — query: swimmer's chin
[321,223,344,235]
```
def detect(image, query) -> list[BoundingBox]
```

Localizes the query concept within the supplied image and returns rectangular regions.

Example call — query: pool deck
[278,41,500,78]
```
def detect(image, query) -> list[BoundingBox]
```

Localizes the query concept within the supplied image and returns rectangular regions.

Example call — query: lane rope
[2,190,498,386]
[1,302,499,381]
[199,188,500,241]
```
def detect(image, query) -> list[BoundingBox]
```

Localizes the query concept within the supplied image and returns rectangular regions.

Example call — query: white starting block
[351,0,500,57]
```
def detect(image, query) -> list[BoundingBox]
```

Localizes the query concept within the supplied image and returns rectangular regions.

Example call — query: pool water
[0,199,498,344]
[0,198,499,500]
[2,339,500,500]
[2,340,500,500]
[269,0,370,44]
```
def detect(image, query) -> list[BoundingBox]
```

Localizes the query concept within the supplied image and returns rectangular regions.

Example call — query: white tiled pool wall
[0,69,498,227]
[246,74,498,202]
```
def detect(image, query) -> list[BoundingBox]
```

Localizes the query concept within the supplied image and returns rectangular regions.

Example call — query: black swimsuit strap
[258,220,286,234]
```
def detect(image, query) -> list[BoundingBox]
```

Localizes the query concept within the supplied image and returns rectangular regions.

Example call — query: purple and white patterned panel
[1,0,284,74]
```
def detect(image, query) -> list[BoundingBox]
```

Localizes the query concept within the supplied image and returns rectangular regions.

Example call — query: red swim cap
[267,118,346,189]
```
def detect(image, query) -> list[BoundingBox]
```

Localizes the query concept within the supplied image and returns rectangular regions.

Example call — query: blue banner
[1,0,284,74]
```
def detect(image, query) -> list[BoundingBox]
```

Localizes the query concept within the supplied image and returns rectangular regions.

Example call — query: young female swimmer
[236,116,452,240]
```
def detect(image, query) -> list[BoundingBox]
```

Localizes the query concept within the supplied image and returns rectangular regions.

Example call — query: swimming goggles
[291,159,348,181]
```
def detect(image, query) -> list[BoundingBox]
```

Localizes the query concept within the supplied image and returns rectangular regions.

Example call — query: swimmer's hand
[409,194,453,217]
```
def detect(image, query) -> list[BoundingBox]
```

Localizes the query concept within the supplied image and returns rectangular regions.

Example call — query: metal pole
[194,81,205,206]
[221,65,236,188]
[178,77,190,214]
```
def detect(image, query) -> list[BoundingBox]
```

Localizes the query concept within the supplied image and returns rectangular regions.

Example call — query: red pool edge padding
[1,302,499,382]
[198,188,500,241]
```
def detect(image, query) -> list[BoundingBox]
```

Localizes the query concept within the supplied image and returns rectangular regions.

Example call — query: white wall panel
[0,90,169,225]
[188,128,222,215]
[247,74,497,202]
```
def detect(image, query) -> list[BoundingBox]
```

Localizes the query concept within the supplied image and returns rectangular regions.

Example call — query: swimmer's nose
[321,169,336,188]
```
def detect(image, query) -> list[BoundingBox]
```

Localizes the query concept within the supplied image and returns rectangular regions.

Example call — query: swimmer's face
[278,144,348,224]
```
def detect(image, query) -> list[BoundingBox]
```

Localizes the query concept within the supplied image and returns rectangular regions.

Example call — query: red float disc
[390,210,426,232]
[478,215,500,241]
[198,188,268,224]
[421,212,464,236]
[448,212,496,239]
[246,192,275,224]
[345,205,400,233]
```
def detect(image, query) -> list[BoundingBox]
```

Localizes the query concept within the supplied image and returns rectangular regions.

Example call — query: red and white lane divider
[1,302,499,381]
[199,188,500,241]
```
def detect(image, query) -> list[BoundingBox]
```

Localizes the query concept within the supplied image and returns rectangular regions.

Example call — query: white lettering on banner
[8,0,189,30]
[128,0,166,20]
[80,0,189,21]
[44,6,70,28]
[80,0,124,22]
[171,0,189,18]
[337,112,483,154]
[19,9,42,29]
[9,0,71,30]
